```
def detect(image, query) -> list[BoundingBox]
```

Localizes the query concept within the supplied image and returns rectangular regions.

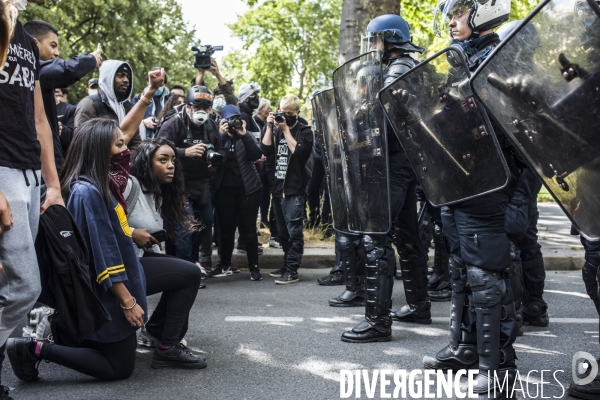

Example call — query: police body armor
[333,51,391,235]
[378,46,510,206]
[471,0,600,239]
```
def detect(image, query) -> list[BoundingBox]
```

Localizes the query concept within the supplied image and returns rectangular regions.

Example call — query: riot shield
[311,89,350,233]
[378,46,510,207]
[333,51,391,235]
[471,0,600,239]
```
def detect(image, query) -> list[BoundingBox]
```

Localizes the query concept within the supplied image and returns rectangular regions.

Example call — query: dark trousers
[167,199,214,263]
[442,188,518,350]
[506,167,545,299]
[306,155,331,226]
[140,255,201,346]
[272,195,305,272]
[215,186,261,267]
[42,333,137,381]
[260,174,271,226]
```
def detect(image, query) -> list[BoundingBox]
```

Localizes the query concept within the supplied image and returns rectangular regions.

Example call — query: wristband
[140,96,152,106]
[121,297,137,310]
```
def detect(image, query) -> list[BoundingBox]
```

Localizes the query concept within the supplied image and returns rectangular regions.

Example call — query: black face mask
[247,95,259,109]
[285,114,298,127]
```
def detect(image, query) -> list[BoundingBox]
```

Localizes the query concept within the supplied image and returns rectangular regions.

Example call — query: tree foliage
[21,0,198,102]
[222,0,342,106]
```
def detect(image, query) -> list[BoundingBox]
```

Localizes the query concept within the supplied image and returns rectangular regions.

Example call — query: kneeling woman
[7,119,204,383]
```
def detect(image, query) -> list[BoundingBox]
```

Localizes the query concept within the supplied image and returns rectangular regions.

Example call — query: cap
[221,105,241,120]
[87,78,99,88]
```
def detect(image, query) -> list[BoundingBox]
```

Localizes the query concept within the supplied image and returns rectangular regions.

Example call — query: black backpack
[36,205,111,346]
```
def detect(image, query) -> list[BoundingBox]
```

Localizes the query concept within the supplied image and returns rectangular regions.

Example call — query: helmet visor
[360,32,386,55]
[433,0,475,38]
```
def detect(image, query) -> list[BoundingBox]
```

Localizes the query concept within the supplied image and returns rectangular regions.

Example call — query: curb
[225,248,585,271]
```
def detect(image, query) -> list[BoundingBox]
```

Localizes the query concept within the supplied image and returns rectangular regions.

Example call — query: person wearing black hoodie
[261,94,313,284]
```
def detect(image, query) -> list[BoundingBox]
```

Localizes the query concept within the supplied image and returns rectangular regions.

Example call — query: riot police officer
[339,15,431,343]
[421,1,520,397]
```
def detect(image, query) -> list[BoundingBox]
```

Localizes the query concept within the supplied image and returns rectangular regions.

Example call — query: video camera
[191,44,224,69]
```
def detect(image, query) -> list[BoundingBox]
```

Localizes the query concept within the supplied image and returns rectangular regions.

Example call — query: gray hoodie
[98,60,134,123]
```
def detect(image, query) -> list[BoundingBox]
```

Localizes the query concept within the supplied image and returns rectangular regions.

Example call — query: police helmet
[434,0,511,38]
[362,14,424,55]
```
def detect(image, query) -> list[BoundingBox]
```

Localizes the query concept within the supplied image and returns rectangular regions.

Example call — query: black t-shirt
[221,139,243,187]
[0,21,41,170]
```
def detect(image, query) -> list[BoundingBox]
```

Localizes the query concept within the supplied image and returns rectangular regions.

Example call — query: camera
[227,117,244,132]
[204,143,223,166]
[274,112,285,123]
[191,44,224,69]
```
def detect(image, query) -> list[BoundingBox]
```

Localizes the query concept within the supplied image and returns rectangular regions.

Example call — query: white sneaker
[195,262,208,278]
[22,306,54,343]
[268,237,282,248]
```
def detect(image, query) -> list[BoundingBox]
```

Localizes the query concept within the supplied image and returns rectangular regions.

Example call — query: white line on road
[545,289,590,298]
[226,316,304,322]
[226,316,598,324]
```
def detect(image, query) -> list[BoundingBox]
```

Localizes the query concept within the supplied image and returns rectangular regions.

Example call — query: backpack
[35,205,111,346]
[124,176,142,214]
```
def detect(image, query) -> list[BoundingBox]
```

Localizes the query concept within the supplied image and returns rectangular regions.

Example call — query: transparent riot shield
[378,46,510,207]
[471,0,600,239]
[333,51,391,235]
[311,89,350,233]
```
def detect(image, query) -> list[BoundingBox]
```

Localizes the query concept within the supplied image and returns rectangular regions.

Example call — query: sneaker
[317,271,344,286]
[138,329,159,348]
[0,385,13,400]
[275,271,299,285]
[269,267,286,278]
[6,338,40,382]
[208,264,233,278]
[230,263,240,273]
[151,343,207,369]
[196,263,208,278]
[22,306,54,343]
[268,237,282,248]
[250,267,263,281]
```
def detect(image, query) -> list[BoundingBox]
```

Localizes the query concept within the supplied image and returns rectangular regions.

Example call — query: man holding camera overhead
[156,85,224,266]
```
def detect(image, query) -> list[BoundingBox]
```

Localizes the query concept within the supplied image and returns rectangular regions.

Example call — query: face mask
[247,95,259,110]
[108,149,131,212]
[285,114,298,127]
[155,87,164,97]
[191,110,209,126]
[88,89,98,95]
[213,97,226,112]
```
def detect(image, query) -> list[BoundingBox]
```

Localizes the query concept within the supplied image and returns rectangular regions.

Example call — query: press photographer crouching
[156,86,224,266]
[209,105,264,279]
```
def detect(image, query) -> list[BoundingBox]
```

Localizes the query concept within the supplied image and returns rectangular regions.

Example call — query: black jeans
[215,186,261,267]
[140,255,201,345]
[272,195,305,272]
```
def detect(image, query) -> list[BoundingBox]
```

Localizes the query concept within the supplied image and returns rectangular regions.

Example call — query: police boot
[468,266,517,397]
[568,357,600,400]
[390,257,431,324]
[330,235,365,307]
[423,258,479,371]
[428,226,451,301]
[341,236,393,343]
[582,261,600,314]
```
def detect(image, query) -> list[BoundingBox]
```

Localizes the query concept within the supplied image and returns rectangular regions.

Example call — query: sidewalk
[227,202,585,271]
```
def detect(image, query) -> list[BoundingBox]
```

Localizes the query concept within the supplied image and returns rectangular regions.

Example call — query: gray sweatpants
[0,167,41,346]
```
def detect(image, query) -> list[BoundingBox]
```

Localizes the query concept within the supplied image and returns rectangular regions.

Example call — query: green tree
[21,0,198,102]
[222,0,343,105]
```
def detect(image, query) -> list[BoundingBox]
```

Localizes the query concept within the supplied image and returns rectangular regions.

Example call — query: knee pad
[449,257,468,293]
[362,235,385,263]
[467,266,506,308]
[337,235,354,254]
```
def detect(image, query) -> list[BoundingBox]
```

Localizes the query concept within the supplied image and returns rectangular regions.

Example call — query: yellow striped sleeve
[96,264,126,284]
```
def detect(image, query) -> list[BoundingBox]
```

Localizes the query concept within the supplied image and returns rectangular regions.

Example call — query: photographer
[210,105,263,280]
[261,94,313,284]
[156,86,223,264]
[193,58,237,105]
[237,82,262,140]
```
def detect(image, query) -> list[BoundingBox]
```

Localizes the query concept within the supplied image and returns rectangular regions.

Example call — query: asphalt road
[2,269,597,400]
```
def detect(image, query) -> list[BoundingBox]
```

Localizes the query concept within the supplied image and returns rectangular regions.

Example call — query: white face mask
[88,89,98,95]
[191,110,209,126]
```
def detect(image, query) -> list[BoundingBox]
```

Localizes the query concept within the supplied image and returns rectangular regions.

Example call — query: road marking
[545,289,589,298]
[432,317,597,324]
[226,316,304,322]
